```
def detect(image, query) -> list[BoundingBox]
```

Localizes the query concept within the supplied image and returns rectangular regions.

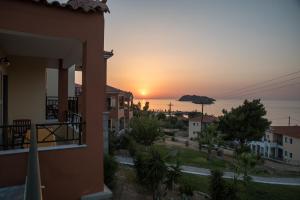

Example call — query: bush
[130,116,160,146]
[185,140,189,147]
[209,170,226,200]
[104,155,118,189]
[179,181,194,198]
[172,136,176,141]
[224,183,240,200]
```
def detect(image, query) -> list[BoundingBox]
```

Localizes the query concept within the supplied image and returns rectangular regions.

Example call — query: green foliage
[179,180,194,199]
[130,116,161,146]
[157,112,166,120]
[209,170,226,200]
[108,131,117,155]
[133,102,142,117]
[134,147,183,200]
[165,158,182,191]
[134,148,168,200]
[234,152,257,184]
[224,183,240,200]
[218,99,271,151]
[200,124,220,160]
[104,155,118,189]
[143,101,150,111]
[188,111,202,118]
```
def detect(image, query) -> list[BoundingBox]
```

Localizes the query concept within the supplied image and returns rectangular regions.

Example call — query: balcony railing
[0,118,84,151]
[46,96,79,120]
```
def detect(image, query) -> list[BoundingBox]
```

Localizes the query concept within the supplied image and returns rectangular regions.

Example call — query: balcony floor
[0,185,24,200]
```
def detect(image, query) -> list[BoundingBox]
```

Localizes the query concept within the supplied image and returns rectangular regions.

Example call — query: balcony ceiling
[0,29,82,68]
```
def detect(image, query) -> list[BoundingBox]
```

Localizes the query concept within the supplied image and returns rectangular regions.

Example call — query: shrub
[130,116,160,146]
[209,170,226,200]
[104,155,118,189]
[185,140,189,147]
[179,181,194,198]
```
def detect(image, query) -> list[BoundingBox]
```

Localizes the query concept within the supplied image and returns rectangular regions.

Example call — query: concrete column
[58,59,68,122]
[82,41,106,190]
[103,112,109,154]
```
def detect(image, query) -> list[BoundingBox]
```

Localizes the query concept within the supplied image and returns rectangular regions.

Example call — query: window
[285,137,287,143]
[290,153,293,158]
[290,138,293,144]
[193,123,196,126]
[285,151,287,156]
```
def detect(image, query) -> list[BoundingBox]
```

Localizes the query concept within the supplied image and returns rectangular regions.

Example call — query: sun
[140,89,148,97]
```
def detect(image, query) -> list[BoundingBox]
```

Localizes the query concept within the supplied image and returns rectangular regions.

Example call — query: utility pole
[288,116,291,126]
[167,102,174,116]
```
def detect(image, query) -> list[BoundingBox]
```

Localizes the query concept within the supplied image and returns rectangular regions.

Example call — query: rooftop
[189,115,218,123]
[30,0,109,13]
[272,126,300,139]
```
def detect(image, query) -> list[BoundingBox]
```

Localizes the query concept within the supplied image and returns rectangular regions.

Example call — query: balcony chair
[12,119,31,149]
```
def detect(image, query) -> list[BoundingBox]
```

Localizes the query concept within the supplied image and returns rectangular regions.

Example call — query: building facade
[188,115,217,139]
[0,0,111,199]
[106,86,133,134]
[249,126,300,165]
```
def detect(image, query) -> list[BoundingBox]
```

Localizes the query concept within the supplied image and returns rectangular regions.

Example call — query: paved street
[115,156,300,186]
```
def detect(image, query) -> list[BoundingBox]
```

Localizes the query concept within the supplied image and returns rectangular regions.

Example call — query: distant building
[249,126,300,165]
[106,85,133,134]
[188,115,217,139]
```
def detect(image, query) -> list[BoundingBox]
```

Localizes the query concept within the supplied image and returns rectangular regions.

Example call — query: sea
[134,99,300,126]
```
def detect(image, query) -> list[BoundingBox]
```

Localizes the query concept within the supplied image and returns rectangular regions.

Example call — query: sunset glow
[102,0,300,100]
[139,89,148,97]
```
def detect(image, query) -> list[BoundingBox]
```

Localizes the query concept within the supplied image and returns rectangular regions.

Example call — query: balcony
[46,96,79,120]
[0,113,84,151]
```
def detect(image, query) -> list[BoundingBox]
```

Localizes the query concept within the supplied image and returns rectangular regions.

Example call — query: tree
[218,99,271,153]
[134,148,168,200]
[209,170,226,200]
[134,148,183,200]
[130,116,160,146]
[143,101,150,111]
[104,155,118,189]
[165,158,182,191]
[234,152,257,184]
[157,112,166,120]
[200,124,220,160]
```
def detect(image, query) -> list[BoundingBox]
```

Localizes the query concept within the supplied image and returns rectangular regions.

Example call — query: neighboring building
[0,0,111,199]
[188,115,217,139]
[249,126,300,165]
[106,85,133,134]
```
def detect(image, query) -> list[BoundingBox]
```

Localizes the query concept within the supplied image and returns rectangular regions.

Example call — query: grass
[118,165,300,200]
[179,173,300,200]
[154,144,300,178]
[154,144,230,170]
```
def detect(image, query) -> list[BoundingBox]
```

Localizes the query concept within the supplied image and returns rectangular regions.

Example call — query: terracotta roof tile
[31,0,110,13]
[190,115,218,123]
[272,126,300,139]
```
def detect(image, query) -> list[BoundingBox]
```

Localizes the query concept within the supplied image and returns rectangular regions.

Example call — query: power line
[223,76,300,98]
[220,69,300,97]
[229,81,300,99]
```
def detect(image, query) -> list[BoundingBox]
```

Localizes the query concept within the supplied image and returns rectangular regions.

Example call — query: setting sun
[140,89,148,97]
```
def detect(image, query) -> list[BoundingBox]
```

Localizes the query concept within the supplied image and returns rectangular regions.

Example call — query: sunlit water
[134,99,300,126]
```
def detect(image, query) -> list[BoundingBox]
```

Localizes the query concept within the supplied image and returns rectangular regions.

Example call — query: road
[115,156,300,186]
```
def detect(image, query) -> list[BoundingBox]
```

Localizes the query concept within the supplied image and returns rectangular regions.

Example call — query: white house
[249,126,300,165]
[188,115,217,139]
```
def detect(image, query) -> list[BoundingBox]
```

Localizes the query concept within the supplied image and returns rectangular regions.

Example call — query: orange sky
[77,0,300,100]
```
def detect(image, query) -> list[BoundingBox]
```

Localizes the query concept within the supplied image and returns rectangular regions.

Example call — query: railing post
[24,124,42,200]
